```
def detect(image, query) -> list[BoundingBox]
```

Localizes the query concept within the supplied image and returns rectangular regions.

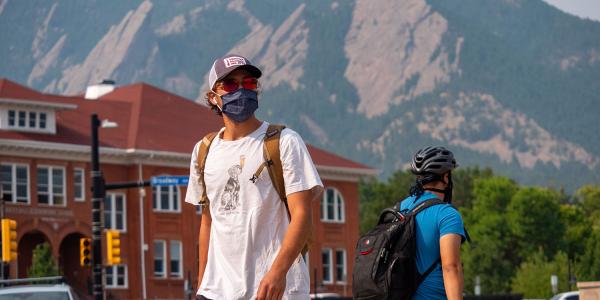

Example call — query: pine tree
[27,243,60,278]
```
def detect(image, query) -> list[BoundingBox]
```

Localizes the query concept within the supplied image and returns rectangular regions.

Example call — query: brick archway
[59,232,90,298]
[17,231,50,278]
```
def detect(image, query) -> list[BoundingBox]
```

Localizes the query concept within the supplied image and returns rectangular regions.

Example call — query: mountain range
[1,0,599,191]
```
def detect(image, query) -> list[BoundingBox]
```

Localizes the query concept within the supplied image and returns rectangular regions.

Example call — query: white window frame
[322,248,333,284]
[169,240,183,278]
[0,163,30,204]
[104,193,127,232]
[321,187,345,223]
[74,168,85,201]
[7,109,48,131]
[335,249,347,284]
[153,185,181,213]
[37,165,66,206]
[154,240,167,278]
[105,264,128,289]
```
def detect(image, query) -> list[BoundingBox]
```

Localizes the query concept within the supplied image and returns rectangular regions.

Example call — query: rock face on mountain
[1,0,599,190]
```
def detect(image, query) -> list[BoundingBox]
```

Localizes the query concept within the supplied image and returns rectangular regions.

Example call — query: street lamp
[90,114,117,300]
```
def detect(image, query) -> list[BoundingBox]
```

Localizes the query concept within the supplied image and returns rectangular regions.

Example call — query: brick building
[0,78,376,298]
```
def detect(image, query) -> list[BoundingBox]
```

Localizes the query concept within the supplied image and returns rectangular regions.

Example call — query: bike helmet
[410,146,458,175]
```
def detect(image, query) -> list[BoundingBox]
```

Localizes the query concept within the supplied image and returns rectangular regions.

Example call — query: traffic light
[105,230,121,265]
[80,238,92,267]
[1,218,17,262]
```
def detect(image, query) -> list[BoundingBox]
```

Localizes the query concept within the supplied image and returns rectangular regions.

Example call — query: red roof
[0,78,372,170]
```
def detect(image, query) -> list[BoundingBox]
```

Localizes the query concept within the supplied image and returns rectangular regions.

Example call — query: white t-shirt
[185,121,323,300]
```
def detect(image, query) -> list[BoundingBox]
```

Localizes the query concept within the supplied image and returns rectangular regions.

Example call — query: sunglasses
[218,77,259,93]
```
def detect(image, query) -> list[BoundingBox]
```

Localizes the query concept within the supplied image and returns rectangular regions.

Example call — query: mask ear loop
[209,90,224,113]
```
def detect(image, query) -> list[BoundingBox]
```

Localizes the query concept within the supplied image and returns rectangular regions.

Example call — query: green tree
[452,167,494,209]
[462,176,519,294]
[507,187,565,259]
[559,204,592,260]
[511,251,570,299]
[359,170,413,233]
[27,243,60,278]
[574,185,600,229]
[576,229,600,281]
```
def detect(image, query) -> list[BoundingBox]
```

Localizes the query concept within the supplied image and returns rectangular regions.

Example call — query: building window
[74,168,85,201]
[321,187,345,222]
[335,249,347,283]
[7,109,48,130]
[39,112,47,129]
[153,185,180,212]
[8,110,15,126]
[322,248,333,284]
[104,193,126,231]
[29,112,36,128]
[154,240,166,278]
[0,164,29,204]
[18,111,25,127]
[170,240,183,278]
[37,166,65,206]
[105,265,128,288]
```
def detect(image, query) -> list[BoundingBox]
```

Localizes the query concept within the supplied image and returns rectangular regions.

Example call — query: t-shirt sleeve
[438,205,466,240]
[184,141,203,206]
[279,128,323,197]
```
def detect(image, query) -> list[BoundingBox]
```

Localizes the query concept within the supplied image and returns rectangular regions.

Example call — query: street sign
[150,176,189,186]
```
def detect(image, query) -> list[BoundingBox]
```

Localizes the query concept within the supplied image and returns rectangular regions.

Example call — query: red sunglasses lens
[221,79,240,93]
[242,78,258,90]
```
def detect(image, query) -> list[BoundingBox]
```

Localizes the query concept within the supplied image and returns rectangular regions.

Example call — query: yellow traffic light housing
[1,218,17,262]
[106,230,121,265]
[80,238,92,267]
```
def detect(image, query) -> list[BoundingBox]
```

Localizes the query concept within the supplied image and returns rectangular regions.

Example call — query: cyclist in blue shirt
[399,146,466,300]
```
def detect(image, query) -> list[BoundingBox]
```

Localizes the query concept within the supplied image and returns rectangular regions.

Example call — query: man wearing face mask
[398,146,466,300]
[185,54,323,300]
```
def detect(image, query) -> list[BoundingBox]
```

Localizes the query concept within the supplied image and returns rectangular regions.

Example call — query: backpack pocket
[386,254,418,300]
[353,225,396,299]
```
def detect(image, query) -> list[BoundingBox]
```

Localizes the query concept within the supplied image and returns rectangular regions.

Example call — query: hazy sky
[543,0,600,21]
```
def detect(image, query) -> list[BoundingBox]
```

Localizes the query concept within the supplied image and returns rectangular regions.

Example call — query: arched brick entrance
[59,232,90,298]
[17,231,49,278]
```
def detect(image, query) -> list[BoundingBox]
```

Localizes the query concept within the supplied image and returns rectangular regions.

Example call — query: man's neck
[423,183,446,200]
[221,116,262,141]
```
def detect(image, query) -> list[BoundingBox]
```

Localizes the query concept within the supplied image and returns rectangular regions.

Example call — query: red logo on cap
[224,57,246,68]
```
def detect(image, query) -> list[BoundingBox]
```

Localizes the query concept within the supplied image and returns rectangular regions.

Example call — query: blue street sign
[150,175,189,186]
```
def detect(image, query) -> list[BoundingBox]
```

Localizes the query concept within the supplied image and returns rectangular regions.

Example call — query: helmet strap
[423,172,453,203]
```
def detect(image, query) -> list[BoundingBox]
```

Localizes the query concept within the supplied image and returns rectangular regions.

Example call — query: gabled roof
[0,78,374,171]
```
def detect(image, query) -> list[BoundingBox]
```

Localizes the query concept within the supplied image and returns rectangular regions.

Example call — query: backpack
[195,124,311,254]
[352,198,446,300]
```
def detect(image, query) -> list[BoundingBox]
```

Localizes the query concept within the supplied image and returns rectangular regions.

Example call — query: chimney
[85,79,116,100]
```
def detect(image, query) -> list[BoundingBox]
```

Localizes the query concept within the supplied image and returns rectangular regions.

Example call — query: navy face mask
[218,89,259,123]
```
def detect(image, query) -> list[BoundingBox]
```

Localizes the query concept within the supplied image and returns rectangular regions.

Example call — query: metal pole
[138,162,147,300]
[91,114,104,300]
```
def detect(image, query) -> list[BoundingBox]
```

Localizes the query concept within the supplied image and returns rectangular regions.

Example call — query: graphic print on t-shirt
[219,155,245,212]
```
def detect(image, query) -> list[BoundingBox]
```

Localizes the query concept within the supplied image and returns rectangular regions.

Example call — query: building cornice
[0,98,78,110]
[0,139,378,182]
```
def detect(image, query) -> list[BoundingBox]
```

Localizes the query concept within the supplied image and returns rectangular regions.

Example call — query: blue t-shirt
[399,192,465,300]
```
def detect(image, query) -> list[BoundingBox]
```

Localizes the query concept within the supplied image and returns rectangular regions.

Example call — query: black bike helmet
[410,146,458,175]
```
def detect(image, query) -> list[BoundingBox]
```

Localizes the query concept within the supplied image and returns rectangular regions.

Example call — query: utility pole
[90,114,104,300]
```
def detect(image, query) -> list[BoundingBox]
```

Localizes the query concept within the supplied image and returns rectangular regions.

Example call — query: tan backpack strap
[263,124,287,204]
[197,132,218,206]
[262,124,311,255]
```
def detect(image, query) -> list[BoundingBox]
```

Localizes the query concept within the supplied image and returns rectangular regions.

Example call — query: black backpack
[352,198,446,300]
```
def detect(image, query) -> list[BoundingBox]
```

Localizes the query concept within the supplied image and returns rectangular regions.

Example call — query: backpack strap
[254,124,312,255]
[262,124,287,205]
[197,132,218,206]
[409,198,446,216]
